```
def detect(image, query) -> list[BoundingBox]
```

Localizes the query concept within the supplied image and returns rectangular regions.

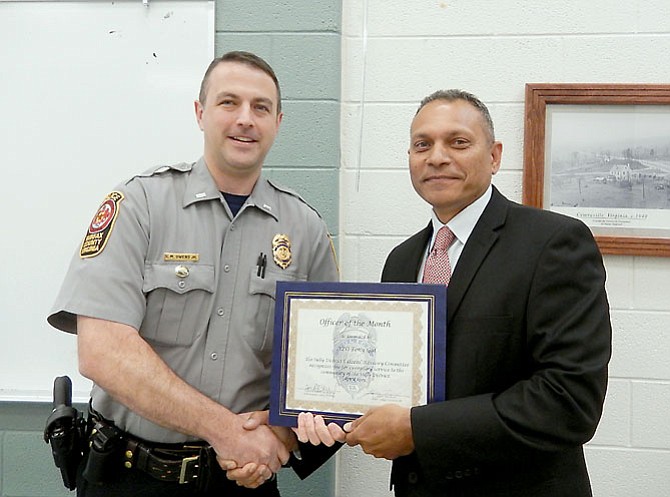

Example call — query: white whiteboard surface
[0,1,214,402]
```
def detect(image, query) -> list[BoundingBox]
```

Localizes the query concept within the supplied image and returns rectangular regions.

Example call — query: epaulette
[124,162,194,184]
[267,179,325,219]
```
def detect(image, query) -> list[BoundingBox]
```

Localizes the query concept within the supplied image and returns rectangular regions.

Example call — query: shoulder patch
[80,191,124,259]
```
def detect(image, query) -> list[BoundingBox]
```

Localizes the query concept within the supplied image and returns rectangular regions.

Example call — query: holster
[44,377,86,491]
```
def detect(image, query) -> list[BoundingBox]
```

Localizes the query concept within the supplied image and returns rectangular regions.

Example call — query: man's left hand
[343,404,414,460]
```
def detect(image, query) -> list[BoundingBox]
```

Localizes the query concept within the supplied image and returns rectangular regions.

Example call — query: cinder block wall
[215,0,341,235]
[0,2,340,497]
[338,1,670,496]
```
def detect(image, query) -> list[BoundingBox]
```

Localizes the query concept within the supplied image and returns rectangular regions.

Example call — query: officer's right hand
[212,413,289,476]
[218,460,272,489]
[239,410,298,451]
[219,411,293,487]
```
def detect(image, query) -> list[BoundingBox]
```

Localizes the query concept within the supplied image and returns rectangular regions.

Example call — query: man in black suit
[296,89,612,496]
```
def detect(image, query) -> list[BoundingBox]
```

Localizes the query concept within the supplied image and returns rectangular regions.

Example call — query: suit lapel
[393,222,432,283]
[447,187,508,321]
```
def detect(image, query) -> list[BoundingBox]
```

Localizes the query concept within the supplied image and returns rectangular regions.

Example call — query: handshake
[218,405,414,489]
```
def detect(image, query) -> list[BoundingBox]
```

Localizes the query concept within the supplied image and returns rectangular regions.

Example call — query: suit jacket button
[446,472,453,480]
[408,472,418,484]
[455,470,463,479]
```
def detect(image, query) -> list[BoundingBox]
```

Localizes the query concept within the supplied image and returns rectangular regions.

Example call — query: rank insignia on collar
[80,191,124,259]
[272,234,292,269]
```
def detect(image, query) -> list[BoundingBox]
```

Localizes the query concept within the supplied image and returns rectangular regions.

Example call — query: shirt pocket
[140,263,215,346]
[247,267,302,360]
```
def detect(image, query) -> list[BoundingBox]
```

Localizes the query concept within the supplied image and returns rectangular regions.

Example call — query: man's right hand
[211,412,290,475]
[76,317,288,482]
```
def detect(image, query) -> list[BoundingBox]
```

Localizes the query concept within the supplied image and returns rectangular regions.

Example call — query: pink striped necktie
[422,226,455,285]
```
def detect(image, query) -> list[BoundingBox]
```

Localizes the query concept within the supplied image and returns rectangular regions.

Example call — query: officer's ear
[194,100,205,131]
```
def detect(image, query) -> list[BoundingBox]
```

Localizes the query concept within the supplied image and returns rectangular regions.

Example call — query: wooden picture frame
[523,83,670,257]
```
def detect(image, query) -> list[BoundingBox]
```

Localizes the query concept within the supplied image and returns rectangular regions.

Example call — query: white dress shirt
[419,185,493,282]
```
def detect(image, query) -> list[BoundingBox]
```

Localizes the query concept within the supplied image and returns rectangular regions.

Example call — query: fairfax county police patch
[80,191,124,259]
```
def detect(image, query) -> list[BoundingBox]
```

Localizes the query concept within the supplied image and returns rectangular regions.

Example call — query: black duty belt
[87,408,210,485]
[123,438,208,484]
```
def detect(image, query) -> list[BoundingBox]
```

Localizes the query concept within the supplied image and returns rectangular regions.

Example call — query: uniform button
[210,352,218,360]
[178,281,186,289]
[224,265,230,272]
[217,308,225,316]
[407,472,418,484]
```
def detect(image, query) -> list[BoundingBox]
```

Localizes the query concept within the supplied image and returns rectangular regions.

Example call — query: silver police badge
[332,313,377,398]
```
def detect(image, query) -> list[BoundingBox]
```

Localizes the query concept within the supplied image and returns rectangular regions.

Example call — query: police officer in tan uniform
[48,51,339,496]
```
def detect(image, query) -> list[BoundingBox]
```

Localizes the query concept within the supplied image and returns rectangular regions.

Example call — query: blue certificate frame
[269,281,447,427]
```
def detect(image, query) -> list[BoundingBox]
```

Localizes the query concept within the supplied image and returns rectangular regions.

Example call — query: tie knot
[434,226,454,251]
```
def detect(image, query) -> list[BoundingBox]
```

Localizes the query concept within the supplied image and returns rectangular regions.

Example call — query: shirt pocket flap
[143,263,215,295]
[248,267,302,299]
[248,272,279,298]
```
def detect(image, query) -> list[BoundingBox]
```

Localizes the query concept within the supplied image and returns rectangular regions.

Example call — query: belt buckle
[179,455,200,484]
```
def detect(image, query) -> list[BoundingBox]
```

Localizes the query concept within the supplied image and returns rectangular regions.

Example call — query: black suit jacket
[382,187,611,497]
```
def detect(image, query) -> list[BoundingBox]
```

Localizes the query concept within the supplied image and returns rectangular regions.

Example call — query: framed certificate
[269,281,447,427]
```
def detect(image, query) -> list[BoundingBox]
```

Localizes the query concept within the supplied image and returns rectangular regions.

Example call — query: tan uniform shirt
[48,158,339,442]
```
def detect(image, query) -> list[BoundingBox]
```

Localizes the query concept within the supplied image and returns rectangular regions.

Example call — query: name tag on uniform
[164,252,199,262]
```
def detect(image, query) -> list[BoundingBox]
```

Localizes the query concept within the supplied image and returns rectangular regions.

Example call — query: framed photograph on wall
[523,83,670,257]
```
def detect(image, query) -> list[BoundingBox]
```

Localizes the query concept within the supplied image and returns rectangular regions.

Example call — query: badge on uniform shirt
[80,191,124,259]
[272,234,292,269]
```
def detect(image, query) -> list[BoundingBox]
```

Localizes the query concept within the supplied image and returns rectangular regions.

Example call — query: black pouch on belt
[82,420,124,485]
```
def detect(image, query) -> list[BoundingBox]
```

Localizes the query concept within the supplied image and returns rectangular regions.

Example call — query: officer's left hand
[343,404,414,460]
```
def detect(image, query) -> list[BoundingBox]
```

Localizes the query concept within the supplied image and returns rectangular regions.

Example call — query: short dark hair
[416,89,495,142]
[198,51,282,113]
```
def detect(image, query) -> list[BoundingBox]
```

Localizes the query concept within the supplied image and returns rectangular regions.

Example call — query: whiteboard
[0,0,214,401]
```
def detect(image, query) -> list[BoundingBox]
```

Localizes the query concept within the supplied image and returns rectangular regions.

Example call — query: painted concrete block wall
[338,1,670,496]
[216,0,341,234]
[0,1,340,496]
